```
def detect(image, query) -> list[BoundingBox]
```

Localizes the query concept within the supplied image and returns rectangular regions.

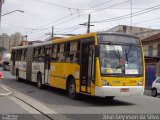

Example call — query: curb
[0,84,12,96]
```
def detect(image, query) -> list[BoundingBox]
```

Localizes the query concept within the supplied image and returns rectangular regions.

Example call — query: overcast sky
[1,0,160,41]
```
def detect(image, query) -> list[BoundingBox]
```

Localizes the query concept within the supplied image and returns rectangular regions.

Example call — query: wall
[143,41,160,57]
[106,25,160,39]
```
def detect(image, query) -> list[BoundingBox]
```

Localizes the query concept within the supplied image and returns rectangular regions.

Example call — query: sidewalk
[144,90,151,96]
[0,84,69,120]
[0,84,27,114]
[0,84,44,120]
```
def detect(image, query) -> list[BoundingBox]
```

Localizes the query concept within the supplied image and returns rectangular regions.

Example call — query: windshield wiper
[109,43,121,60]
[115,65,122,69]
[125,43,133,64]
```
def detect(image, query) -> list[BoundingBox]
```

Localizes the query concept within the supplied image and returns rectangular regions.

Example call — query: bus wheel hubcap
[69,83,75,95]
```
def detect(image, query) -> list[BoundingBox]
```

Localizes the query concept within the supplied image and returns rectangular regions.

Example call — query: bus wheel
[67,79,78,99]
[37,73,43,89]
[16,70,21,82]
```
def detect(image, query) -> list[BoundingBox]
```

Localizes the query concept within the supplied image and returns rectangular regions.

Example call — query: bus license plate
[120,88,129,92]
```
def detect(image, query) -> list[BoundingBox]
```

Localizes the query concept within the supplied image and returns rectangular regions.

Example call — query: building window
[149,46,153,57]
[158,44,160,57]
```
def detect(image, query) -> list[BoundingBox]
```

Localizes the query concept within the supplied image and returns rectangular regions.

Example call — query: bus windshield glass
[99,35,143,76]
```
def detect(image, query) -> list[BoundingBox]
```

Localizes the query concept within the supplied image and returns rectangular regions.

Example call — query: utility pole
[0,0,3,31]
[130,0,132,33]
[51,26,54,38]
[80,14,94,33]
[87,14,91,33]
[52,26,54,38]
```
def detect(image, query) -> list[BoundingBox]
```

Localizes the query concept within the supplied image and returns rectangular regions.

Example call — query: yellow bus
[10,32,145,99]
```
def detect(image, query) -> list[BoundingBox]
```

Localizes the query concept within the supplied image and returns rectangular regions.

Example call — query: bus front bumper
[95,86,144,97]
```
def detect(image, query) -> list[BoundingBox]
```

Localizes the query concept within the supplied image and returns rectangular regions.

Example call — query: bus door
[80,41,94,94]
[44,47,51,84]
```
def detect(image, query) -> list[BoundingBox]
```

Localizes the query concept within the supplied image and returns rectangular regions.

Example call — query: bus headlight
[102,79,110,86]
[137,81,143,86]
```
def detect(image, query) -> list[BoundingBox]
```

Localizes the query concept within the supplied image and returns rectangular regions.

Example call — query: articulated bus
[10,32,145,99]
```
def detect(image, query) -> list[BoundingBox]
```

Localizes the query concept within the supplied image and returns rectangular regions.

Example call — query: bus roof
[12,41,52,50]
[11,32,139,50]
[97,31,139,39]
[50,32,139,44]
[51,32,97,44]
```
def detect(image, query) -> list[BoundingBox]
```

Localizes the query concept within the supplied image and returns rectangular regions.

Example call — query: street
[0,70,160,120]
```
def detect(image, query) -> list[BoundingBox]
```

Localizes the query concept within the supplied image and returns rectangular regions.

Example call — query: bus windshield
[100,43,143,76]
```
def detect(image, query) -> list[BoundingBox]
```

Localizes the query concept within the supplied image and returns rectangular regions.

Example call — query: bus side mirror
[95,45,99,57]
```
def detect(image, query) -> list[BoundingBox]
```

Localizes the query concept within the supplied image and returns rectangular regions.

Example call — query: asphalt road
[2,70,160,120]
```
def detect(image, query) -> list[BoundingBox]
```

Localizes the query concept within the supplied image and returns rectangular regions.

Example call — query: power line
[30,34,48,41]
[31,0,115,30]
[91,4,160,23]
[55,25,81,32]
[63,25,84,34]
[28,24,83,40]
[44,0,130,28]
[28,0,130,37]
[34,0,83,10]
[83,0,130,15]
[39,26,83,41]
[133,17,160,25]
[2,22,42,30]
[28,25,81,35]
[28,0,160,39]
[46,25,84,35]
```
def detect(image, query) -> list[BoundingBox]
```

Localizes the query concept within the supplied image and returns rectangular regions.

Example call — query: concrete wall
[143,41,160,57]
[106,25,160,39]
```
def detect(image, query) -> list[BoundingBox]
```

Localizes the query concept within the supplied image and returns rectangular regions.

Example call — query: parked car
[2,62,10,71]
[1,53,11,71]
[151,77,160,97]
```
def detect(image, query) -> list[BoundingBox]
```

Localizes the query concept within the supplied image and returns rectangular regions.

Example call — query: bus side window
[68,41,80,63]
[51,45,57,62]
[57,43,65,62]
[16,50,22,61]
[33,48,39,61]
[21,49,27,61]
[24,49,27,61]
[46,48,51,56]
[39,47,45,61]
[65,42,70,62]
[34,47,44,62]
[21,49,23,61]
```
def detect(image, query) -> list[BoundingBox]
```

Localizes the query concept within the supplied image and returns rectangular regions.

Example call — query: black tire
[67,79,78,99]
[16,70,21,82]
[152,88,157,97]
[37,73,43,89]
